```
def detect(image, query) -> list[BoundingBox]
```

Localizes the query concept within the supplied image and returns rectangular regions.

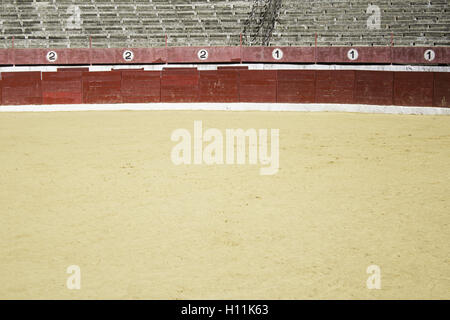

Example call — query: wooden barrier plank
[315,70,355,104]
[161,68,199,102]
[0,49,13,65]
[242,47,315,63]
[42,71,83,104]
[354,71,394,105]
[317,47,391,64]
[167,47,240,63]
[393,47,448,65]
[277,70,316,103]
[82,71,122,104]
[121,70,161,103]
[114,48,166,64]
[433,72,450,108]
[198,70,240,102]
[1,72,42,105]
[239,70,277,102]
[58,67,90,72]
[394,72,434,106]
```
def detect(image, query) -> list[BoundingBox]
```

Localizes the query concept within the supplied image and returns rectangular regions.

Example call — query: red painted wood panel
[315,70,355,104]
[242,47,315,63]
[0,49,14,65]
[433,72,450,108]
[316,47,391,63]
[82,71,122,104]
[198,70,240,102]
[393,47,448,64]
[121,70,161,103]
[89,49,117,65]
[354,71,394,105]
[239,70,277,102]
[42,71,83,104]
[1,72,42,105]
[217,66,249,70]
[277,70,316,103]
[114,48,166,64]
[58,67,90,72]
[161,68,199,102]
[167,47,240,63]
[394,72,434,106]
[65,49,91,65]
[13,49,41,65]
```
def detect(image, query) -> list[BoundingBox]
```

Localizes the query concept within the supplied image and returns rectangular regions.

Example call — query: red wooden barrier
[433,72,450,108]
[121,70,161,103]
[393,47,449,65]
[167,47,240,63]
[1,72,42,105]
[58,67,90,72]
[354,71,394,105]
[42,71,83,104]
[0,49,13,65]
[394,72,434,106]
[315,70,355,104]
[239,70,277,102]
[316,47,391,64]
[277,70,316,103]
[198,70,240,102]
[161,68,199,102]
[242,47,315,63]
[0,47,448,65]
[0,69,446,108]
[217,66,248,70]
[82,71,122,104]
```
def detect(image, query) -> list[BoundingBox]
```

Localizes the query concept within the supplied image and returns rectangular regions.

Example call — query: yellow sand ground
[0,111,449,299]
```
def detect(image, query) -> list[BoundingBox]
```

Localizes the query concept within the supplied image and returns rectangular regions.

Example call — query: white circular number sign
[123,50,134,62]
[424,49,435,62]
[198,49,209,60]
[46,51,58,62]
[272,48,284,60]
[347,49,359,61]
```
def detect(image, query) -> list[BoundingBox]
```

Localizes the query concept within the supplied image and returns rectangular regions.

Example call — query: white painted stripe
[1,103,449,115]
[0,64,449,73]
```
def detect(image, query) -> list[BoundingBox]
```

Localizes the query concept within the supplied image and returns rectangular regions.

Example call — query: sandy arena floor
[0,110,449,299]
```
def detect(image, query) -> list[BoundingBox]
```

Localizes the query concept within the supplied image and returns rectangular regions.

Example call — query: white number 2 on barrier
[123,50,134,62]
[198,49,208,60]
[46,51,58,62]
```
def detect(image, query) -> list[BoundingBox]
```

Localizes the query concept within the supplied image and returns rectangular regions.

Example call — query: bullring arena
[0,0,449,300]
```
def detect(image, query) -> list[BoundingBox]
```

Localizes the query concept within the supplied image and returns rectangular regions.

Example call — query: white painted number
[198,49,208,60]
[272,48,283,60]
[347,49,359,61]
[123,50,134,62]
[424,49,435,62]
[46,51,58,62]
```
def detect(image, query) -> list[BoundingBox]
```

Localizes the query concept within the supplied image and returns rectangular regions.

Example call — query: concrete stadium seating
[0,0,448,49]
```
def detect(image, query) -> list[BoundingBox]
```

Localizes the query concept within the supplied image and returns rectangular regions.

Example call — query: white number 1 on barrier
[424,49,435,62]
[347,49,359,61]
[272,48,283,60]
